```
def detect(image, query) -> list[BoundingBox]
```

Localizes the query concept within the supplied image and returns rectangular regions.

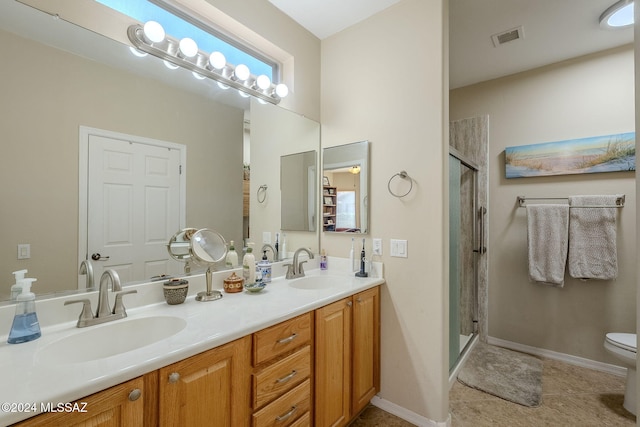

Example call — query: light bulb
[275,83,289,98]
[256,75,271,90]
[217,82,230,90]
[238,90,250,98]
[234,64,250,81]
[129,46,147,57]
[143,21,165,44]
[163,60,179,70]
[192,71,206,80]
[208,52,226,70]
[178,38,198,58]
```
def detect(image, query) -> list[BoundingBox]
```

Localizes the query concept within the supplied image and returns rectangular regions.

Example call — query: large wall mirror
[322,141,370,233]
[0,2,319,301]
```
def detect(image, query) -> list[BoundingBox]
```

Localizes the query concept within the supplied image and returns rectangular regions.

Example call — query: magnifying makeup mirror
[167,228,198,273]
[189,228,227,302]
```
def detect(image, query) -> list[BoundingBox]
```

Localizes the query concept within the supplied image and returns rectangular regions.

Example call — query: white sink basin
[37,316,187,364]
[288,275,343,290]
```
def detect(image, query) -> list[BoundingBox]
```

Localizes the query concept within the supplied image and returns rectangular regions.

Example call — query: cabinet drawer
[287,411,310,427]
[253,345,311,409]
[254,313,311,365]
[252,379,311,427]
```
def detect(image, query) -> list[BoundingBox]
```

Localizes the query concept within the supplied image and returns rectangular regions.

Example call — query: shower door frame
[449,147,483,374]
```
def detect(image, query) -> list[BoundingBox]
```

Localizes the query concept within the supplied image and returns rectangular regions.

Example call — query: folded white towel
[568,195,619,280]
[526,204,569,286]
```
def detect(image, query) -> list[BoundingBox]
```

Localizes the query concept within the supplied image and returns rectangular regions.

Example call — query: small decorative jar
[163,279,189,305]
[223,272,244,293]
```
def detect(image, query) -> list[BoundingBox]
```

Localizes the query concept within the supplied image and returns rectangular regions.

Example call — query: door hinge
[179,165,182,175]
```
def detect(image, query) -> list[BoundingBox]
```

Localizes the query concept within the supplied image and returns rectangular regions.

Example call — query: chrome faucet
[79,259,94,289]
[65,269,137,328]
[96,269,122,317]
[261,244,278,262]
[285,247,315,279]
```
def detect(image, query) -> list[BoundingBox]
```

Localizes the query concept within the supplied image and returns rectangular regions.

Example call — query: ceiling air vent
[491,26,524,47]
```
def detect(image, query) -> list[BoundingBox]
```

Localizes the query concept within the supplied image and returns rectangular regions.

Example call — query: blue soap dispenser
[7,278,41,344]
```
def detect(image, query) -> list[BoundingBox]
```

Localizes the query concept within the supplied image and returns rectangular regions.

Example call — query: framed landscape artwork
[505,132,635,178]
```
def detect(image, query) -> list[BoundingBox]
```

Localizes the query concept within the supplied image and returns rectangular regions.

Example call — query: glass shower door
[449,151,480,372]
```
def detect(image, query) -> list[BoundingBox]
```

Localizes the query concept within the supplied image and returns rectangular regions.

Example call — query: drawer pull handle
[128,389,141,401]
[275,405,298,422]
[277,333,298,344]
[168,372,180,383]
[276,370,297,384]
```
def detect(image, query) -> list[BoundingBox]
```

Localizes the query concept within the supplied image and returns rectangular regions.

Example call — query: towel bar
[517,195,625,208]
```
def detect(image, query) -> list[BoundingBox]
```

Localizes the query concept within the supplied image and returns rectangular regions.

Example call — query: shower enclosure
[449,148,485,372]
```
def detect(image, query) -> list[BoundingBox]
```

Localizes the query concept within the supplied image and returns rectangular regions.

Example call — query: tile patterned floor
[450,357,636,426]
[353,357,635,427]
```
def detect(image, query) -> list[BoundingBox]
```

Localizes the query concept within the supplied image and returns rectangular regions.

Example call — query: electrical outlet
[17,244,30,260]
[372,238,382,255]
[262,232,271,244]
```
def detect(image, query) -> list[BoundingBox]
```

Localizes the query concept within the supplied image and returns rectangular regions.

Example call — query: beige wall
[451,45,636,364]
[206,0,320,121]
[321,0,449,422]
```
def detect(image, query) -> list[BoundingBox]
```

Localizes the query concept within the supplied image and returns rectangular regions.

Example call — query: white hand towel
[526,204,569,286]
[568,195,619,280]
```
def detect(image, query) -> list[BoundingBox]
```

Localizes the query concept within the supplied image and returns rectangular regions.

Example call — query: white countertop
[0,257,383,425]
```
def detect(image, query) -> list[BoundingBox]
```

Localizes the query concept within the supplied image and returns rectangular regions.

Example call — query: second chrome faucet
[66,269,137,328]
[285,247,315,279]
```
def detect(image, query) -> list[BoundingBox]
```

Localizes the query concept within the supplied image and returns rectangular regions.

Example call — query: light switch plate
[262,232,271,244]
[390,239,408,258]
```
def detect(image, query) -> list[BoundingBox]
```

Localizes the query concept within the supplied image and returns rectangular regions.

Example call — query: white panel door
[87,134,181,282]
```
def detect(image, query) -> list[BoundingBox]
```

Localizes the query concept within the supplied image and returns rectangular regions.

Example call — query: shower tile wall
[450,116,489,341]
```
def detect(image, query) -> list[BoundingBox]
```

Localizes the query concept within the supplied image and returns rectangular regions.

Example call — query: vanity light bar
[127,23,288,105]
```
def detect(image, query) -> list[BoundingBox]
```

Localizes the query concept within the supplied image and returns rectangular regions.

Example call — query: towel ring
[257,184,268,204]
[388,171,413,198]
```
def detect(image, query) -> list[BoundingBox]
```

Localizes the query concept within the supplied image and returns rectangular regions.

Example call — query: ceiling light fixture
[350,165,361,175]
[128,22,288,104]
[600,0,634,29]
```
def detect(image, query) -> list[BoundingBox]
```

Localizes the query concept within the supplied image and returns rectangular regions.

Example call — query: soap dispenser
[10,269,27,301]
[258,250,272,283]
[8,278,41,344]
[225,240,239,268]
[243,243,256,285]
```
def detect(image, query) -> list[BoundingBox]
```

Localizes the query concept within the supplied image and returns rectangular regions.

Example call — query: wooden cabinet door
[13,376,145,427]
[158,336,252,427]
[351,287,380,415]
[314,297,351,427]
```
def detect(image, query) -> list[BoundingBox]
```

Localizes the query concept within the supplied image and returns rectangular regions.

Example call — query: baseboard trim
[487,336,627,377]
[370,396,451,427]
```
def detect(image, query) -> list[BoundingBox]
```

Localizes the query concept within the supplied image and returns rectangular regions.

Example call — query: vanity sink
[288,275,343,290]
[37,316,187,364]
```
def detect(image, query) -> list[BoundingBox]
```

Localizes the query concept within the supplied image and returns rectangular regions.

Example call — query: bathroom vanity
[0,261,382,426]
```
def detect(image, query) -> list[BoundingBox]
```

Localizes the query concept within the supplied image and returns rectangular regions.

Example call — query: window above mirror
[97,0,277,80]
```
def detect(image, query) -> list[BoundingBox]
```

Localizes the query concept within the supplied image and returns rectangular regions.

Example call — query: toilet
[604,333,637,416]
